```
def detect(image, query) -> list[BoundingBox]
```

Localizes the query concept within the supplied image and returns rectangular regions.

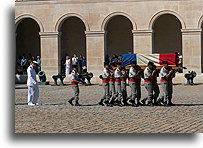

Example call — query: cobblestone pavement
[15,83,203,133]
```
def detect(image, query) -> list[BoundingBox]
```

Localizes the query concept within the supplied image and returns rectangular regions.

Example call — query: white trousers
[66,66,71,75]
[28,85,39,104]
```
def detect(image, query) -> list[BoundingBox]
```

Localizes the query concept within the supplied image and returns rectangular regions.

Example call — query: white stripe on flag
[137,54,160,66]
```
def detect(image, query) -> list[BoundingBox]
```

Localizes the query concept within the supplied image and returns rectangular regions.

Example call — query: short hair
[162,61,168,65]
[148,61,154,66]
[131,61,136,65]
[117,62,122,66]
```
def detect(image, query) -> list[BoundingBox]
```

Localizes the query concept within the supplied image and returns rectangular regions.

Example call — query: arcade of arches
[15,13,203,83]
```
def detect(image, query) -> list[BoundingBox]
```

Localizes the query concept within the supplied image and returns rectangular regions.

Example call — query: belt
[115,77,121,82]
[71,81,78,86]
[129,78,141,82]
[102,78,109,83]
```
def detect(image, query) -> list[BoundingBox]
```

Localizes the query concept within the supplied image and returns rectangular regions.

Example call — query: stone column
[132,30,153,54]
[85,31,105,83]
[181,29,202,74]
[39,32,61,81]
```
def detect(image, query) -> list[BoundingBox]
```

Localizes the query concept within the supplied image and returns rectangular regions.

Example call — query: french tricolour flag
[122,54,178,66]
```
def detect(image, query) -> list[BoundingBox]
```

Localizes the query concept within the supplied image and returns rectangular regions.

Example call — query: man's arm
[28,68,37,85]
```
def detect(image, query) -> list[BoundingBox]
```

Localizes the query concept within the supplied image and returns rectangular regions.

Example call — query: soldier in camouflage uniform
[114,62,123,106]
[98,64,111,106]
[142,61,160,106]
[128,61,143,107]
[158,61,175,106]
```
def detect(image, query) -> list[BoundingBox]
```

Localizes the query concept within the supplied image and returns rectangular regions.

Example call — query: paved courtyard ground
[15,83,203,133]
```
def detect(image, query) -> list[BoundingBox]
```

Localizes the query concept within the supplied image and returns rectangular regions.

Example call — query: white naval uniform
[27,65,39,104]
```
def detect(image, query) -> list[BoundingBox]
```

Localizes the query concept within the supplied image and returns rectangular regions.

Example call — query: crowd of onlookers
[16,54,41,74]
[61,54,87,75]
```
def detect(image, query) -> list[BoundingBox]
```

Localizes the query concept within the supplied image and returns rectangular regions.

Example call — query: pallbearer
[114,62,123,106]
[142,61,160,106]
[108,66,115,105]
[121,67,128,105]
[158,61,175,106]
[128,61,143,107]
[99,63,111,106]
[68,67,82,106]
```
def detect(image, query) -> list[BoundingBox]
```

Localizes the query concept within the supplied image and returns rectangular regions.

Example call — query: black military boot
[68,98,74,106]
[141,98,147,105]
[98,99,104,106]
[75,101,81,106]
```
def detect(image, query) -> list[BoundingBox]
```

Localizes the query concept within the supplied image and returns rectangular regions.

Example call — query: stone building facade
[15,0,203,83]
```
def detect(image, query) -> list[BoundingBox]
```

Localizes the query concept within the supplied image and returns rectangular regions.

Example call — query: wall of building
[15,0,203,83]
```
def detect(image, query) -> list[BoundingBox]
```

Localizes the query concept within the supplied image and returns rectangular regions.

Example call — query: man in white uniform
[27,61,39,106]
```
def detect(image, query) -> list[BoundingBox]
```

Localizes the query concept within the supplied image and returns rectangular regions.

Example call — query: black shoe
[103,103,113,107]
[168,102,175,106]
[75,103,82,106]
[117,104,123,107]
[141,99,146,105]
[137,102,142,106]
[132,104,139,107]
[68,99,73,106]
[98,101,104,106]
[164,104,171,107]
[147,103,154,107]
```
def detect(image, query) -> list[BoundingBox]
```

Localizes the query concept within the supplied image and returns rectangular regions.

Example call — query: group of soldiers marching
[99,61,176,107]
[27,60,176,107]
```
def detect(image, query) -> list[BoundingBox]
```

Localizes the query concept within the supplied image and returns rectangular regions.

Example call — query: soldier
[128,61,143,107]
[27,61,39,106]
[121,67,128,105]
[142,61,160,106]
[158,61,175,106]
[114,62,123,106]
[108,66,116,105]
[98,63,111,106]
[68,67,83,106]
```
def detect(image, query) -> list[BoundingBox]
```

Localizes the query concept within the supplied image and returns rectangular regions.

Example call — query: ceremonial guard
[158,61,175,106]
[27,61,39,106]
[120,67,128,105]
[128,61,143,107]
[68,67,82,106]
[99,63,111,106]
[114,62,123,106]
[142,61,160,106]
[108,67,116,105]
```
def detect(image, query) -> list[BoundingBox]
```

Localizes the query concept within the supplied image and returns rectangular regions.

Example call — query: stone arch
[198,15,203,29]
[101,12,137,31]
[149,10,186,30]
[55,13,90,32]
[151,13,183,55]
[15,14,44,32]
[103,13,134,57]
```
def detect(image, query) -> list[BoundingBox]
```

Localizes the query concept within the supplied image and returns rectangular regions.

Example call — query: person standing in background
[72,54,78,69]
[27,61,39,106]
[65,56,71,75]
[36,55,41,72]
[81,56,87,73]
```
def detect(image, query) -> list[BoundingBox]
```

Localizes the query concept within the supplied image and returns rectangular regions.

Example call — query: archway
[16,18,41,74]
[104,15,133,57]
[59,16,86,73]
[152,14,182,54]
